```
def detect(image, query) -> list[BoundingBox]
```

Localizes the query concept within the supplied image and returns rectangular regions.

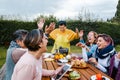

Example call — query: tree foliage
[115,0,120,21]
[111,0,120,23]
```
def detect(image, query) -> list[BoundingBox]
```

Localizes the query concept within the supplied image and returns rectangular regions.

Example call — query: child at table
[89,34,116,73]
[76,30,98,61]
[12,29,63,80]
[109,51,120,80]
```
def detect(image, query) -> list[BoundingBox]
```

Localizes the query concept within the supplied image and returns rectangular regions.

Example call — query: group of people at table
[2,18,120,80]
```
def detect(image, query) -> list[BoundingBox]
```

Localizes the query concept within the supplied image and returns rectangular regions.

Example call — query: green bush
[0,20,36,46]
[67,21,120,45]
[0,20,120,46]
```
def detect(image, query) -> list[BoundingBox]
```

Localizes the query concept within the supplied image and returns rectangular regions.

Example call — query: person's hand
[76,42,85,48]
[79,30,84,38]
[53,65,64,75]
[75,28,79,33]
[37,18,45,29]
[45,22,55,34]
[116,51,120,59]
[89,58,98,65]
[75,28,80,38]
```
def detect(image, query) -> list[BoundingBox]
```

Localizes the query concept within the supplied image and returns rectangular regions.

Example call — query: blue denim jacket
[80,39,97,58]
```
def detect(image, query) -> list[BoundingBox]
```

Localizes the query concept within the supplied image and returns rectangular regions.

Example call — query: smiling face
[96,34,113,49]
[59,25,66,32]
[87,32,96,44]
[24,29,45,51]
[97,37,109,49]
[40,34,48,53]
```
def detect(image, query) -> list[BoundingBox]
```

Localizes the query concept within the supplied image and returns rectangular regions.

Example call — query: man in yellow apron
[49,21,79,53]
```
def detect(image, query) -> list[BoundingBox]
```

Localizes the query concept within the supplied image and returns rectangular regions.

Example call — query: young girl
[12,29,63,80]
[89,34,116,73]
[76,30,98,58]
[109,51,120,80]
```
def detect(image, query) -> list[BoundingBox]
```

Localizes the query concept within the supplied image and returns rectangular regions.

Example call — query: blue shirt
[80,39,97,58]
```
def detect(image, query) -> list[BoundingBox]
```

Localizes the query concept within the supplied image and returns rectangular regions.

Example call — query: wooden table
[42,60,113,80]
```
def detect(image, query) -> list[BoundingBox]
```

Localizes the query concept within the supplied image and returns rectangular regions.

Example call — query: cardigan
[109,55,120,80]
[6,41,20,80]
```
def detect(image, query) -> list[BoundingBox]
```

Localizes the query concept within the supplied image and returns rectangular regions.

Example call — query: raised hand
[75,28,79,33]
[45,22,55,34]
[79,30,84,38]
[37,18,45,29]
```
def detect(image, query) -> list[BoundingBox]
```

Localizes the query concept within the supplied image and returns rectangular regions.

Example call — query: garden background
[0,17,120,68]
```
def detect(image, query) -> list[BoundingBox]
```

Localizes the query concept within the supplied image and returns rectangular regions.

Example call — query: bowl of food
[69,70,81,80]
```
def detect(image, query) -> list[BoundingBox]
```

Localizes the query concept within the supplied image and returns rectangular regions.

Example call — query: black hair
[58,21,66,26]
[13,29,28,41]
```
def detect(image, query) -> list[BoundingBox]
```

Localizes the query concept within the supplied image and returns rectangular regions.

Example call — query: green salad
[69,71,80,80]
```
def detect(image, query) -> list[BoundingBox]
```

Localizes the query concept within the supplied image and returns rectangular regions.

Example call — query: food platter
[71,59,88,69]
[72,64,88,69]
[44,58,54,61]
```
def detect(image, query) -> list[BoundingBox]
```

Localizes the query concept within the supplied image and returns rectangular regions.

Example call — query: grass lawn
[0,46,7,68]
[0,45,120,68]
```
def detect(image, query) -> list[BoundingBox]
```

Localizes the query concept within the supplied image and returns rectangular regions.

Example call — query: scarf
[9,41,20,49]
[95,44,116,59]
[6,41,21,80]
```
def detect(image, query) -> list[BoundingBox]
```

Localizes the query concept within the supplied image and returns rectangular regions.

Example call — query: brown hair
[96,34,114,46]
[86,31,98,46]
[24,29,44,51]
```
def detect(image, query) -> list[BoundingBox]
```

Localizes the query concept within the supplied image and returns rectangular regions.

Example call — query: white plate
[57,62,65,65]
[43,53,54,58]
[59,58,68,63]
[90,75,110,80]
[56,58,68,65]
